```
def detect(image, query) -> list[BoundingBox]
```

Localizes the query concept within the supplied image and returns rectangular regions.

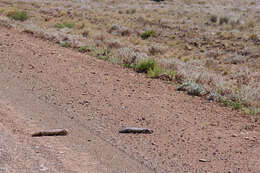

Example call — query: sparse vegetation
[0,9,5,15]
[54,22,74,29]
[219,16,229,25]
[141,30,157,40]
[243,107,260,116]
[148,65,163,78]
[135,59,157,73]
[123,63,136,69]
[166,70,176,81]
[61,42,70,48]
[93,48,110,61]
[177,81,207,96]
[210,15,217,23]
[7,10,28,21]
[78,46,90,53]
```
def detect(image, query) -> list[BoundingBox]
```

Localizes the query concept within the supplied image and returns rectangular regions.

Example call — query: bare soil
[0,26,260,172]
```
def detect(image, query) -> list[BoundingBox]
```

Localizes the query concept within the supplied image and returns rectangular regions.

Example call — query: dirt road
[0,27,259,172]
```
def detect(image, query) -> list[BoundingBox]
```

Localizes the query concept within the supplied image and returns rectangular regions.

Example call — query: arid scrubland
[0,0,259,113]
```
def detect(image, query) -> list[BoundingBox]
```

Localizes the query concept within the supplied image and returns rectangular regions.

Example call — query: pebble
[39,164,48,172]
[245,137,250,140]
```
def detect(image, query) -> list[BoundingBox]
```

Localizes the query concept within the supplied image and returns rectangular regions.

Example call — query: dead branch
[119,127,153,134]
[32,129,68,137]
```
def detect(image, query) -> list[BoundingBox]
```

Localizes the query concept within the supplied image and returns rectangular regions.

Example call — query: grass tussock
[141,30,157,40]
[7,9,28,21]
[54,22,74,29]
[135,59,157,73]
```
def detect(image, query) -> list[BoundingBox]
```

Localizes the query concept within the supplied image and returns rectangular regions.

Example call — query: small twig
[119,127,153,134]
[32,129,68,137]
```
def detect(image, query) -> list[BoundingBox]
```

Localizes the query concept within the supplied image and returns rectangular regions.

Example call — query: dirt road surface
[0,27,259,172]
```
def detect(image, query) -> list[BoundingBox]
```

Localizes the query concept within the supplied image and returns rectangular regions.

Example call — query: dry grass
[0,0,259,110]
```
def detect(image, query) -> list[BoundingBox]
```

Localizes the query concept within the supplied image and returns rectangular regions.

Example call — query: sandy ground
[0,27,259,172]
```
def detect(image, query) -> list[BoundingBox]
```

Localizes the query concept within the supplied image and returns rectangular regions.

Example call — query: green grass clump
[166,70,176,80]
[220,96,242,110]
[93,48,110,61]
[54,22,74,29]
[243,107,260,116]
[135,59,157,73]
[78,46,90,53]
[141,30,157,40]
[148,65,163,78]
[135,58,163,78]
[123,63,136,69]
[8,10,28,21]
[61,42,71,48]
[231,101,242,110]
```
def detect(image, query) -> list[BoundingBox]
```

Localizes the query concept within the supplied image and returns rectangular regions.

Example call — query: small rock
[39,164,48,172]
[245,137,250,140]
[210,122,218,126]
[185,44,192,50]
[231,134,238,137]
[151,0,165,2]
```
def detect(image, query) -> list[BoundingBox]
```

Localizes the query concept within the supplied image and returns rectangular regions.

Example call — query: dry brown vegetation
[0,0,259,113]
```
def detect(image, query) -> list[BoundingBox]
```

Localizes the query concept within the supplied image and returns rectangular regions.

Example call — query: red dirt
[0,26,259,172]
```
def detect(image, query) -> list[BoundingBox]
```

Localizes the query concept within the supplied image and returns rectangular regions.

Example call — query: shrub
[231,101,242,110]
[149,44,166,55]
[7,10,28,21]
[177,81,207,96]
[82,30,89,38]
[135,59,157,73]
[141,30,157,40]
[0,9,5,15]
[106,39,122,49]
[210,15,218,23]
[219,17,229,25]
[117,47,148,66]
[184,57,190,63]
